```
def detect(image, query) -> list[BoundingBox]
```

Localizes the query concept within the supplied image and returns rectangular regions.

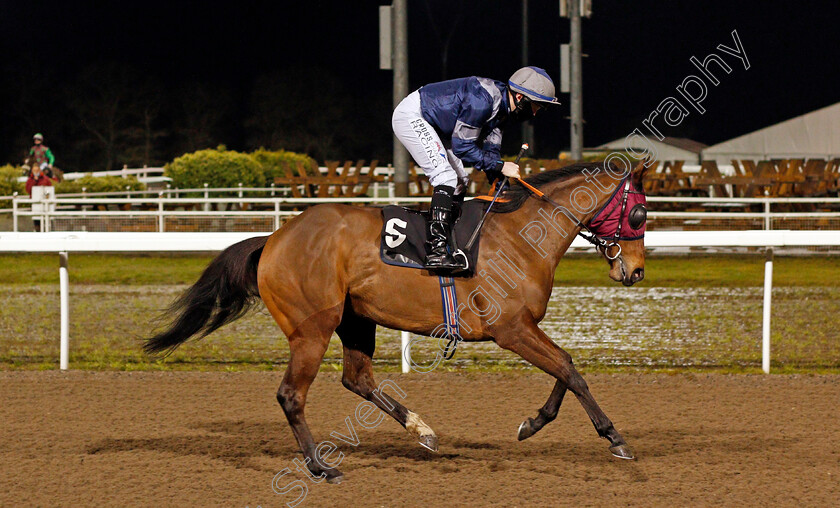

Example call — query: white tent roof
[702,102,840,161]
[596,137,705,163]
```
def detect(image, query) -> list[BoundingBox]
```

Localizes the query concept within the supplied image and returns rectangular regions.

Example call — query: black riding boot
[425,186,466,271]
[452,191,465,222]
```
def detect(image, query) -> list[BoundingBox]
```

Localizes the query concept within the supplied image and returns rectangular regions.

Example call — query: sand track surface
[2,371,837,506]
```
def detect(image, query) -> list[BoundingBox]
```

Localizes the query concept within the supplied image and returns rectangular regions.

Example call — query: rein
[513,176,631,260]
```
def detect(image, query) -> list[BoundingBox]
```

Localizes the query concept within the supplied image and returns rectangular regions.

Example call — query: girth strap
[438,276,461,360]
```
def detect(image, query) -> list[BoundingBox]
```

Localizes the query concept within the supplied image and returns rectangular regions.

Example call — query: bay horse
[145,160,649,483]
[22,154,63,182]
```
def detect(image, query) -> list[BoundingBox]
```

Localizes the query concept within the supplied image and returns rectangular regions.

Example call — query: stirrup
[424,255,464,271]
[450,249,469,272]
[424,247,467,271]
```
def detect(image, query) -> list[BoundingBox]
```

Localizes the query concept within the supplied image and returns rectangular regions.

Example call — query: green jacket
[29,144,55,165]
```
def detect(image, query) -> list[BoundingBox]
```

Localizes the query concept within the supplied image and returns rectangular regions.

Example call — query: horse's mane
[490,161,619,213]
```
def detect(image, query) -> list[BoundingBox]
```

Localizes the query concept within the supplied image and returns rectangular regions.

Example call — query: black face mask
[509,95,535,122]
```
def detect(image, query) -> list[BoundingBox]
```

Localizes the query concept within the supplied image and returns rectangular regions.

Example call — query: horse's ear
[631,157,651,186]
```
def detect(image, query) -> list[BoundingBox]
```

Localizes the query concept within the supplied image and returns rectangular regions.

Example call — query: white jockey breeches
[392,90,468,193]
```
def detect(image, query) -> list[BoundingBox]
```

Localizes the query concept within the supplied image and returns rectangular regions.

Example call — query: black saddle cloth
[379,199,485,276]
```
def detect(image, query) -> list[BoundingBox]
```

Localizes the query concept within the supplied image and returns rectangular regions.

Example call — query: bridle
[514,175,645,261]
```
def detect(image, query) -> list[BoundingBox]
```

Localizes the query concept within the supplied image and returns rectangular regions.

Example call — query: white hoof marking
[406,411,436,438]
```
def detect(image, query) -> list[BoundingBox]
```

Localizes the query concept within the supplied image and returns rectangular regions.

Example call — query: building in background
[701,102,840,162]
[596,137,706,164]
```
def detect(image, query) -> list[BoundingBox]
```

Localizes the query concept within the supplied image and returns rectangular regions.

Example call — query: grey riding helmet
[508,66,560,105]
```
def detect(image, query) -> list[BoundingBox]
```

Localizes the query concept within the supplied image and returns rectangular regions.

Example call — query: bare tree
[173,81,233,154]
[69,63,155,170]
[2,54,67,164]
[246,68,359,160]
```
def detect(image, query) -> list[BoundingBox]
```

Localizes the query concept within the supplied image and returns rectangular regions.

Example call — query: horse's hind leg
[336,306,439,452]
[275,304,345,483]
[516,379,567,441]
[496,318,634,459]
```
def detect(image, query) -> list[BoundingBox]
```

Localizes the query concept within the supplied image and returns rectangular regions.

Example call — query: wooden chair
[339,160,362,196]
[297,159,315,197]
[350,159,379,197]
[660,161,703,196]
[800,159,828,196]
[738,160,776,198]
[409,164,433,196]
[273,161,308,197]
[825,158,840,194]
[315,161,341,198]
[694,161,730,197]
[771,159,805,197]
[639,160,662,194]
[635,160,662,195]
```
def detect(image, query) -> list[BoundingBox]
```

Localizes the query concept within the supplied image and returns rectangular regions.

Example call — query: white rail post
[12,193,18,232]
[762,247,773,373]
[401,331,410,373]
[158,192,165,232]
[763,193,771,230]
[59,252,70,370]
[203,183,210,212]
[274,201,281,231]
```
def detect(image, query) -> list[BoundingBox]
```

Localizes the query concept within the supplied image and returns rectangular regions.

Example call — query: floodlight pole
[521,0,534,151]
[569,0,583,160]
[392,0,410,197]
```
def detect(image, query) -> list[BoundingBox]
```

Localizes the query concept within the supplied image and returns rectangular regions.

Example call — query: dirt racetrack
[2,371,838,507]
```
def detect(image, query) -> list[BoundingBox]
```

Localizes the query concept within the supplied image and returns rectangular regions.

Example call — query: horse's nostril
[632,268,645,282]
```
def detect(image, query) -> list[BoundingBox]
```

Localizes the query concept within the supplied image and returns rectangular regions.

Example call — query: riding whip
[464,143,529,250]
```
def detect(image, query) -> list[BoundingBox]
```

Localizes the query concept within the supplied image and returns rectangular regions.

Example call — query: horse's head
[491,160,648,286]
[592,160,649,286]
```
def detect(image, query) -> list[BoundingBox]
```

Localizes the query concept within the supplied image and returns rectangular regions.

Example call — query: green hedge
[164,147,316,189]
[251,148,319,181]
[0,164,24,196]
[165,147,265,189]
[0,164,25,207]
[55,175,146,194]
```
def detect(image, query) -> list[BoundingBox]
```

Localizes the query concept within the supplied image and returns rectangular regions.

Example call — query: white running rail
[3,230,840,373]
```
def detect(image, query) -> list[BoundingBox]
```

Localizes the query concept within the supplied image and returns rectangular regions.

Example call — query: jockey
[27,133,56,176]
[392,66,560,271]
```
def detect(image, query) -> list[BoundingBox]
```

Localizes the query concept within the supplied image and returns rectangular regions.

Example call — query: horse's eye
[628,204,647,230]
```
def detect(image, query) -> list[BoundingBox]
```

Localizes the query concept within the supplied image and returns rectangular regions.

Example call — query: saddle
[379,199,485,277]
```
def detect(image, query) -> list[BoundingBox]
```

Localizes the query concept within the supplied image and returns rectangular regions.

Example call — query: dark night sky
[1,0,839,163]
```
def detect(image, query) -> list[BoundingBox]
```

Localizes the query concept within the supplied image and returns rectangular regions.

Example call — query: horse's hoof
[609,444,636,460]
[517,419,536,441]
[325,470,344,484]
[309,465,344,484]
[418,434,439,452]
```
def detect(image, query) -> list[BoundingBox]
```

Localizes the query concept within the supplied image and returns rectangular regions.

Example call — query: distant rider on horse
[27,133,56,175]
[24,133,60,196]
[392,66,560,271]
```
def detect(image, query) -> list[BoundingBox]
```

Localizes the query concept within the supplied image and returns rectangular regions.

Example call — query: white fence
[16,166,168,186]
[4,230,840,373]
[6,194,840,233]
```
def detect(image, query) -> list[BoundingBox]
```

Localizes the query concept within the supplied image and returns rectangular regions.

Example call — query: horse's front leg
[495,315,634,459]
[516,378,567,441]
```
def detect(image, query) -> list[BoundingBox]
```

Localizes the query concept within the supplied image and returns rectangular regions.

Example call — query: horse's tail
[143,235,269,355]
